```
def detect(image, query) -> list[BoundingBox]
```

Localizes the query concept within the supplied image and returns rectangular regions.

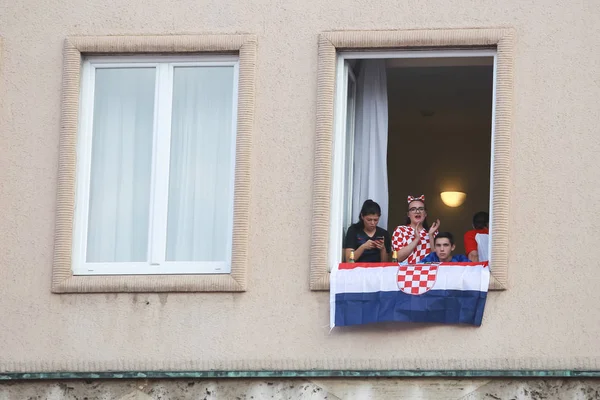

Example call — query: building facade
[1,0,599,397]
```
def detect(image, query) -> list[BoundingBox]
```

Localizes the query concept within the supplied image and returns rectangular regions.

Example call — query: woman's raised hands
[429,219,440,236]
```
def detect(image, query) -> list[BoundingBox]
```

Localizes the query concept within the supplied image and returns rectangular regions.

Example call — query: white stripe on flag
[333,265,489,294]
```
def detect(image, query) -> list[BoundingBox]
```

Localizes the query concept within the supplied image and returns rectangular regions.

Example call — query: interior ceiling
[385,56,493,68]
[385,65,494,114]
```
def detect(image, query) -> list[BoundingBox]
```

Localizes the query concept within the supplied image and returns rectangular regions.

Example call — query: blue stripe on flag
[335,289,487,327]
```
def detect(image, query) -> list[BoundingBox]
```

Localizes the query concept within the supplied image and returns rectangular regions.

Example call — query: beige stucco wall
[0,0,599,373]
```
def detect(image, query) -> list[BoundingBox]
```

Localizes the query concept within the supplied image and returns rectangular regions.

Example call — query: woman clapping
[391,195,440,263]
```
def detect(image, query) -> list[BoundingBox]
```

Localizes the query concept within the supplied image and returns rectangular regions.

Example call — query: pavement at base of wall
[0,378,600,400]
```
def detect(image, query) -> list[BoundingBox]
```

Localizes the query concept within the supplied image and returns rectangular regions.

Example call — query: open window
[331,50,495,269]
[310,29,514,290]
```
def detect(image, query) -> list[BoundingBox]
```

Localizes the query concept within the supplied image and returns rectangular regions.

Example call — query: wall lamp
[440,191,467,207]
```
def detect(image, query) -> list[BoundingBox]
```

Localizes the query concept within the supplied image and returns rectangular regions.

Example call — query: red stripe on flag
[338,262,399,270]
[337,261,488,270]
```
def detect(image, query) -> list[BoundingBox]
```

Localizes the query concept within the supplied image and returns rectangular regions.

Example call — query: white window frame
[73,54,240,276]
[342,64,357,232]
[329,49,497,272]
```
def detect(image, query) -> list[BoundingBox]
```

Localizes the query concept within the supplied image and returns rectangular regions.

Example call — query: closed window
[73,56,239,275]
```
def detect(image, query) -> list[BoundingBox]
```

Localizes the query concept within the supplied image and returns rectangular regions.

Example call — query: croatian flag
[331,262,490,327]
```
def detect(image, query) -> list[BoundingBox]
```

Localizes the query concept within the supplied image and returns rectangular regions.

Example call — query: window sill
[51,274,245,293]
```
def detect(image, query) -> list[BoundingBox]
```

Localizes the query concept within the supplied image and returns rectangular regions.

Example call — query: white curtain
[351,60,389,228]
[86,68,155,262]
[166,66,234,262]
[476,233,490,262]
[86,65,235,264]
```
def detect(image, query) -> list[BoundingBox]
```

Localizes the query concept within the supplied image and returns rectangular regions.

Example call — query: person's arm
[467,250,479,262]
[379,245,388,262]
[395,240,419,262]
[428,219,440,253]
[343,226,379,261]
[344,240,376,261]
[379,231,392,262]
[376,233,389,262]
[394,226,422,262]
[463,231,478,261]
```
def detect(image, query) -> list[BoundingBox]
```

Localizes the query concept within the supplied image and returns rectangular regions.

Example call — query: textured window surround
[310,28,514,291]
[52,35,256,293]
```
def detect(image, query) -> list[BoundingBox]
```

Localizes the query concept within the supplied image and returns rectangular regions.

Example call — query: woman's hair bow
[407,195,425,204]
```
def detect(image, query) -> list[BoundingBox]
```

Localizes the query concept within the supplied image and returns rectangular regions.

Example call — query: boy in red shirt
[464,211,489,262]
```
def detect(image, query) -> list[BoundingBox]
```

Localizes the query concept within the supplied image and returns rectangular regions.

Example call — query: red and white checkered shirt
[391,225,435,264]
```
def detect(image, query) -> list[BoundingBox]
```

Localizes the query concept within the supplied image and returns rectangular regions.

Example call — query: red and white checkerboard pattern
[391,226,433,263]
[397,264,439,295]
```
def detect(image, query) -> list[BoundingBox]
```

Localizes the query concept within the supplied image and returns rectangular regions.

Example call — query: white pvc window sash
[73,55,239,275]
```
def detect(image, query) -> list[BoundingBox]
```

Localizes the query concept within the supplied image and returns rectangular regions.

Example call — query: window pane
[166,66,235,262]
[86,68,156,262]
